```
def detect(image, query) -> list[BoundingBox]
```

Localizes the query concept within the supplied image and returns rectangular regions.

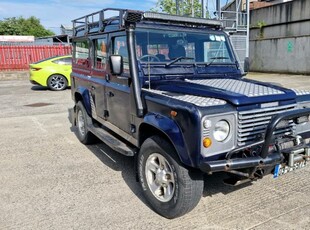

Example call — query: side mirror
[243,57,250,73]
[110,55,123,75]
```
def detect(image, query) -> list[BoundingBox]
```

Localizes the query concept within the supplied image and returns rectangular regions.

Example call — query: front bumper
[200,152,284,173]
[199,108,310,173]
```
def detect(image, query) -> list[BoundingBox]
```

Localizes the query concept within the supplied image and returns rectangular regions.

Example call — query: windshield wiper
[165,56,194,67]
[205,56,230,67]
[210,56,229,60]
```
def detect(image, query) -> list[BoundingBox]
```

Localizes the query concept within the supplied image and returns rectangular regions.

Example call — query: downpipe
[127,25,144,117]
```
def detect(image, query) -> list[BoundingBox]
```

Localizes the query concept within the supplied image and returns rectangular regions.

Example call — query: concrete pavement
[246,72,310,90]
[0,73,309,229]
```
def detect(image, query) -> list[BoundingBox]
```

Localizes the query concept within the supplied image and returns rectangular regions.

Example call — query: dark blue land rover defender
[71,9,310,218]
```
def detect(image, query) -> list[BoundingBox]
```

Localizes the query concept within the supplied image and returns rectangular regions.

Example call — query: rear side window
[94,37,107,70]
[52,57,72,65]
[74,40,89,67]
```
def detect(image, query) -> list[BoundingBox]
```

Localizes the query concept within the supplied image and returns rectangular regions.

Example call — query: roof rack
[72,8,223,37]
[72,8,143,37]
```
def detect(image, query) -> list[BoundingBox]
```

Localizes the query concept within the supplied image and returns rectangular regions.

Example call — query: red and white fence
[0,45,72,70]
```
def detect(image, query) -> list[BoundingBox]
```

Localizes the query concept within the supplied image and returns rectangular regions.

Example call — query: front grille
[202,128,210,137]
[238,104,297,146]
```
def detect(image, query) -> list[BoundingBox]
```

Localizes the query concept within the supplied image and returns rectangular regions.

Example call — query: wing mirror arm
[243,57,250,75]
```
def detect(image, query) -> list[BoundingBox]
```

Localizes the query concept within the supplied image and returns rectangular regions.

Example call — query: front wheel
[138,136,203,219]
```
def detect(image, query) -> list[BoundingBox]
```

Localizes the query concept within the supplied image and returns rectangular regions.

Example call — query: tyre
[47,74,68,91]
[138,136,204,219]
[75,101,96,145]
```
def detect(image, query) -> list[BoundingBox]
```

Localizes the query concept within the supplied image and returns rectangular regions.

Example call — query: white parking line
[30,116,48,134]
[98,147,116,163]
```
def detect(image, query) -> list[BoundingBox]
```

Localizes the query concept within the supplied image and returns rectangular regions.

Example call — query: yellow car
[29,55,72,91]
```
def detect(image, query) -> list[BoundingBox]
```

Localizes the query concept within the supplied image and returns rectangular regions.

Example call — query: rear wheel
[47,74,68,91]
[138,136,203,219]
[75,101,96,144]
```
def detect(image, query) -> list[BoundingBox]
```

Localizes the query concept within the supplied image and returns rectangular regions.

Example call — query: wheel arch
[73,86,92,116]
[138,114,194,167]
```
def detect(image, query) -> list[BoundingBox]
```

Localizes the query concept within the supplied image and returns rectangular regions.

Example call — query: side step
[88,124,136,157]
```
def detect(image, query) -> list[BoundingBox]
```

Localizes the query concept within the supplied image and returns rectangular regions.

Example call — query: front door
[105,34,131,133]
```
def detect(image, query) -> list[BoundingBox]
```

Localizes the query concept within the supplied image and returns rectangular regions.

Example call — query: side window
[113,36,129,74]
[74,40,89,67]
[94,38,107,70]
[53,57,72,65]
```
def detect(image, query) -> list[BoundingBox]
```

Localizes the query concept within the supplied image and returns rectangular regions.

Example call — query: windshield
[135,29,234,65]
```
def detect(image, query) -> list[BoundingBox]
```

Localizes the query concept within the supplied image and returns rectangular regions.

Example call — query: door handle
[105,74,110,81]
[106,92,114,97]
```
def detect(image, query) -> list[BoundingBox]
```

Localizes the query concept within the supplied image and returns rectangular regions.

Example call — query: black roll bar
[261,108,310,158]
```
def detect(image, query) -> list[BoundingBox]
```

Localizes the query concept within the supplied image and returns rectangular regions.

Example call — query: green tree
[152,0,205,18]
[0,16,54,37]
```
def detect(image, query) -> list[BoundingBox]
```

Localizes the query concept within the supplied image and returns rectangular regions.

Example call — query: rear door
[90,35,108,119]
[71,38,91,96]
[53,56,72,82]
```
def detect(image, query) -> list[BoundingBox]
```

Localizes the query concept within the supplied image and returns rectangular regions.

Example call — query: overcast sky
[0,0,228,34]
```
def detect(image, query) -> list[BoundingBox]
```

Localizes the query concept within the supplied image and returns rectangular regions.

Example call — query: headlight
[213,120,230,142]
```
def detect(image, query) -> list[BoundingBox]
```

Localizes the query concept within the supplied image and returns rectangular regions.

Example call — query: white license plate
[273,161,308,178]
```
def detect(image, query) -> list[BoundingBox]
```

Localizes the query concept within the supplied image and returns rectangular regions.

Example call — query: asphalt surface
[0,72,309,229]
